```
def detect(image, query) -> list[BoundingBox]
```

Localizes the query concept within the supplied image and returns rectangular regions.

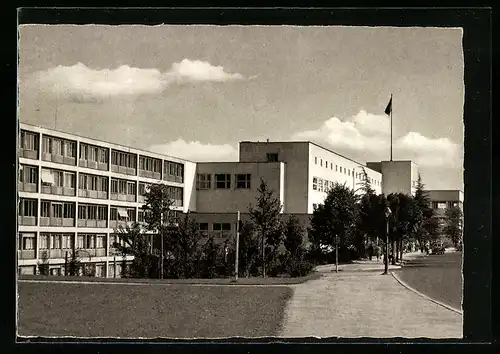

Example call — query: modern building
[17,123,417,277]
[427,189,464,241]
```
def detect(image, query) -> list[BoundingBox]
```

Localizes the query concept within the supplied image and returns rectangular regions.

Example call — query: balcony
[41,185,63,195]
[63,156,76,166]
[76,248,107,258]
[40,217,75,227]
[111,165,119,173]
[110,193,133,202]
[165,175,183,184]
[77,219,107,228]
[109,220,134,230]
[98,162,108,171]
[18,216,37,226]
[138,195,145,204]
[78,189,107,199]
[18,250,36,260]
[21,149,39,160]
[18,182,37,193]
[126,168,136,176]
[63,187,75,196]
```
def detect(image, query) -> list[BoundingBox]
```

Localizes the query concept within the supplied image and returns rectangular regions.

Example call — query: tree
[141,183,175,278]
[66,249,81,276]
[113,222,157,278]
[37,250,50,275]
[308,182,359,263]
[248,179,283,277]
[164,212,202,278]
[387,193,415,264]
[443,205,463,248]
[283,215,304,257]
[412,173,433,251]
[238,221,260,277]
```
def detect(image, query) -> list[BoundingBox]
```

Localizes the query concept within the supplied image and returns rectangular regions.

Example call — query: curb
[390,272,463,315]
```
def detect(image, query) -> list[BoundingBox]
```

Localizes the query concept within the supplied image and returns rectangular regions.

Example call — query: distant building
[18,123,436,277]
[427,190,464,245]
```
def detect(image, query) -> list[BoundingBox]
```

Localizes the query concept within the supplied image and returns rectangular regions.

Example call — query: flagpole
[390,93,393,161]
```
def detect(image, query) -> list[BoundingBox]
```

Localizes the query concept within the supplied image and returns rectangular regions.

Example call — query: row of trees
[308,168,463,265]
[113,181,314,279]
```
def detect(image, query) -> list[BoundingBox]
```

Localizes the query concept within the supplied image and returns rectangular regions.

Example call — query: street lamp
[383,207,392,275]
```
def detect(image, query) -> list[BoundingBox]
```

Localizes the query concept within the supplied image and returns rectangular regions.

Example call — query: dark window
[266,153,278,162]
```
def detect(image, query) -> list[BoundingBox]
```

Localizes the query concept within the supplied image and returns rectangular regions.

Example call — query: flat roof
[240,140,381,173]
[20,122,195,163]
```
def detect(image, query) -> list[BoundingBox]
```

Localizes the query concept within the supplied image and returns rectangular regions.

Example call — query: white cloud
[291,110,462,168]
[149,139,238,162]
[33,60,245,101]
[167,59,244,82]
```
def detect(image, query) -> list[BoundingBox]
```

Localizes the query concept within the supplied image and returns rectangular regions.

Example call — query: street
[397,252,462,311]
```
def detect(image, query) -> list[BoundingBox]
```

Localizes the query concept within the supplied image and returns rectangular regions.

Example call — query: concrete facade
[18,124,426,278]
[368,160,419,196]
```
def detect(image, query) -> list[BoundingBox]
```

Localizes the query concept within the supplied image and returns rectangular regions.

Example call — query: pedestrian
[368,244,374,261]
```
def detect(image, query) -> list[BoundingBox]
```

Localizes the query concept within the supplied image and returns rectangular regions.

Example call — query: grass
[18,281,294,338]
[18,271,322,285]
[396,253,462,310]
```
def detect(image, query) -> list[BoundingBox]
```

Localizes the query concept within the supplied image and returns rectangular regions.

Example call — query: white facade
[367,160,419,196]
[18,124,419,277]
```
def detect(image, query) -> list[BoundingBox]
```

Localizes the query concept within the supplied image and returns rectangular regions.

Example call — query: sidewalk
[280,270,462,338]
[315,251,427,273]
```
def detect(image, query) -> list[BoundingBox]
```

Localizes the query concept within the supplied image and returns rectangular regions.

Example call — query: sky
[18,25,464,190]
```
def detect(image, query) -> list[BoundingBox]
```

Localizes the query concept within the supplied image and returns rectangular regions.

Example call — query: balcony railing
[39,217,75,227]
[18,182,37,193]
[164,175,183,183]
[76,248,107,258]
[111,165,136,176]
[109,220,135,229]
[18,216,37,226]
[20,149,39,160]
[77,219,107,228]
[17,250,36,259]
[42,153,76,166]
[78,189,108,199]
[110,193,135,202]
[139,170,161,180]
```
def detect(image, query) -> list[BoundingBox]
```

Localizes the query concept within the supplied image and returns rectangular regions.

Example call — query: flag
[384,97,392,115]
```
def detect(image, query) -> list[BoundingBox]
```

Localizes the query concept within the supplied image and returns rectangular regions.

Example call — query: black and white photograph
[16,13,473,341]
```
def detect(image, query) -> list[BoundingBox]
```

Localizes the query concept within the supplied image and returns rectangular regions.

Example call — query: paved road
[396,252,462,311]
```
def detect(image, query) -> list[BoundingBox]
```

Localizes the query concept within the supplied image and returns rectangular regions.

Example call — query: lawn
[17,281,293,338]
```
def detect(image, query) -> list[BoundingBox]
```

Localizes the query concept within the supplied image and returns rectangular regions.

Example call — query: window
[313,177,318,191]
[41,201,50,217]
[127,181,136,195]
[20,233,35,250]
[20,165,38,184]
[64,172,76,188]
[348,170,350,176]
[39,234,49,249]
[314,157,317,165]
[196,174,212,189]
[111,179,118,193]
[340,166,343,173]
[320,159,323,167]
[199,223,209,237]
[110,208,118,220]
[64,141,77,158]
[437,202,447,209]
[98,148,108,163]
[62,234,74,249]
[336,165,338,172]
[236,174,251,189]
[52,170,64,187]
[96,235,105,248]
[119,180,127,194]
[97,206,107,220]
[139,182,147,196]
[325,161,328,168]
[266,153,279,162]
[20,199,37,217]
[168,186,183,206]
[318,178,323,192]
[213,223,231,237]
[21,130,38,151]
[63,203,75,218]
[78,205,87,219]
[87,205,97,220]
[77,235,85,249]
[52,203,63,218]
[52,138,63,156]
[215,174,231,189]
[52,234,61,249]
[331,163,333,170]
[86,234,95,249]
[127,209,136,221]
[138,210,144,223]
